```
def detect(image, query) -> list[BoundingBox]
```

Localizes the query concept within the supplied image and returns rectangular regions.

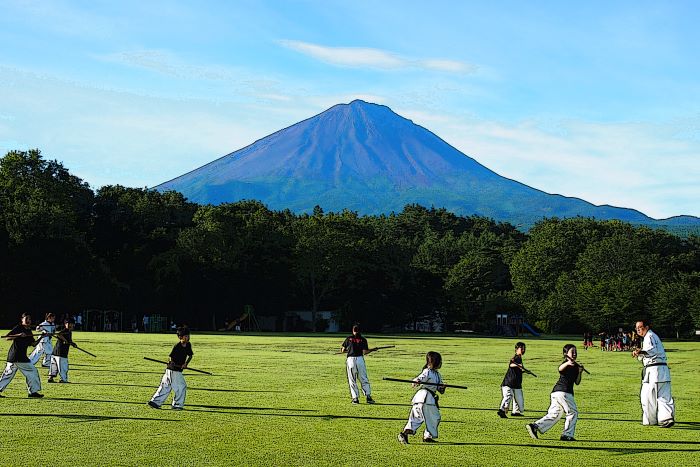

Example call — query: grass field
[0,331,698,466]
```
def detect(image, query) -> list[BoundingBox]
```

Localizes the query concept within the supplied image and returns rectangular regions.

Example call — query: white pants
[641,381,675,425]
[49,356,69,382]
[500,386,524,414]
[0,362,42,394]
[404,403,441,439]
[534,391,578,438]
[29,341,53,367]
[150,369,187,408]
[346,356,371,399]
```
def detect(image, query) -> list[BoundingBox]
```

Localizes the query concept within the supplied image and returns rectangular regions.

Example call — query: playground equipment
[495,313,540,337]
[218,305,260,332]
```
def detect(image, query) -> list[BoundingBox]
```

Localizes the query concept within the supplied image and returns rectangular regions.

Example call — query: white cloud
[279,40,477,74]
[2,64,697,219]
[96,50,241,81]
[403,111,700,219]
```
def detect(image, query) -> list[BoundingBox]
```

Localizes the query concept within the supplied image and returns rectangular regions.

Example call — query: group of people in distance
[0,314,678,445]
[340,321,676,445]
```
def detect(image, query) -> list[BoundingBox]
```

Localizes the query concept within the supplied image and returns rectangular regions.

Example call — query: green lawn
[0,332,698,466]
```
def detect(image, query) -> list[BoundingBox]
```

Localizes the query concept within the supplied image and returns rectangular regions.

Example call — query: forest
[1,150,699,335]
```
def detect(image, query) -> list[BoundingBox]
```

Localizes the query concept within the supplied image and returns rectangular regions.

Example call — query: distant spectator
[143,314,150,333]
[75,313,82,330]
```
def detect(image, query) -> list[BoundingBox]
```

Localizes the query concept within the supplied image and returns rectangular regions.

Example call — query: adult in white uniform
[29,312,56,367]
[632,320,675,428]
[340,325,377,404]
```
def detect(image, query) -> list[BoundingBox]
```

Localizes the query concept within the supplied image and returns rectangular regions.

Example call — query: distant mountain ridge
[156,100,700,230]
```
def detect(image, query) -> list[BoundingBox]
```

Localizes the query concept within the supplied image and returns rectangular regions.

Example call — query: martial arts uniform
[49,329,73,382]
[404,368,443,440]
[342,334,372,401]
[500,354,525,416]
[29,320,56,367]
[0,325,42,395]
[531,365,579,439]
[639,329,675,426]
[149,341,193,409]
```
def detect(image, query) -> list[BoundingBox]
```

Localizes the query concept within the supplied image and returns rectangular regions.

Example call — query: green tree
[0,150,97,318]
[292,209,373,331]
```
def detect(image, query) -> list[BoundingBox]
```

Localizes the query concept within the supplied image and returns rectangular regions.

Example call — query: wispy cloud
[279,40,476,74]
[399,110,700,219]
[96,49,240,81]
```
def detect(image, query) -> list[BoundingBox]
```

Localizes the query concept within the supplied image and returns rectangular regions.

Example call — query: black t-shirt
[7,325,35,363]
[501,354,523,389]
[552,364,579,395]
[53,329,73,358]
[342,335,368,357]
[168,342,193,371]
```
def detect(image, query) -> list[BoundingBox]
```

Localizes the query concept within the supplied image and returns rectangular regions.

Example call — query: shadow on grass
[672,421,700,430]
[71,368,173,375]
[593,439,700,445]
[0,413,178,423]
[69,382,282,393]
[374,403,626,416]
[186,408,464,423]
[429,441,700,454]
[45,397,316,413]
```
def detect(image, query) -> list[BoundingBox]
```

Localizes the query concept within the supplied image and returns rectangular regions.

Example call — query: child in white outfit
[398,351,445,444]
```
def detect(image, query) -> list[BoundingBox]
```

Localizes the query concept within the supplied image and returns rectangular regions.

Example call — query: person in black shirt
[0,313,44,397]
[48,318,77,383]
[526,344,584,441]
[340,324,378,404]
[497,342,526,418]
[148,326,193,410]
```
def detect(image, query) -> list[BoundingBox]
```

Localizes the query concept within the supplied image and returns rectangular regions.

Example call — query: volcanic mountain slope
[156,100,699,228]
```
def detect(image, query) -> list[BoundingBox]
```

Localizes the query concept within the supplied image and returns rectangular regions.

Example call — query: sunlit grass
[0,331,697,465]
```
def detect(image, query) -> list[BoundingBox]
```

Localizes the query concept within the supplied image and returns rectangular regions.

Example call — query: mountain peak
[155,102,700,230]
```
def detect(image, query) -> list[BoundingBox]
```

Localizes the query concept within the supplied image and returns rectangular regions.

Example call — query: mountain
[156,100,700,230]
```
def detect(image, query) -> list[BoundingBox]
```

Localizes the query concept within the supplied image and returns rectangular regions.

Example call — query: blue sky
[1,0,698,218]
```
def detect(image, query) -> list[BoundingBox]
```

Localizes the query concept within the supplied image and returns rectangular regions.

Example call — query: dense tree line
[1,150,698,335]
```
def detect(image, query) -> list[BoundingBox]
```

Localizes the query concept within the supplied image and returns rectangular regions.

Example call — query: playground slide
[522,322,540,337]
[218,313,249,331]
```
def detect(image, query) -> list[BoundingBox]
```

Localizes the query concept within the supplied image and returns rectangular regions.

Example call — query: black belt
[423,387,440,408]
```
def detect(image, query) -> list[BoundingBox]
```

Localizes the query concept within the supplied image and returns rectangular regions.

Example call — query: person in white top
[29,313,56,367]
[398,351,445,444]
[632,320,675,428]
